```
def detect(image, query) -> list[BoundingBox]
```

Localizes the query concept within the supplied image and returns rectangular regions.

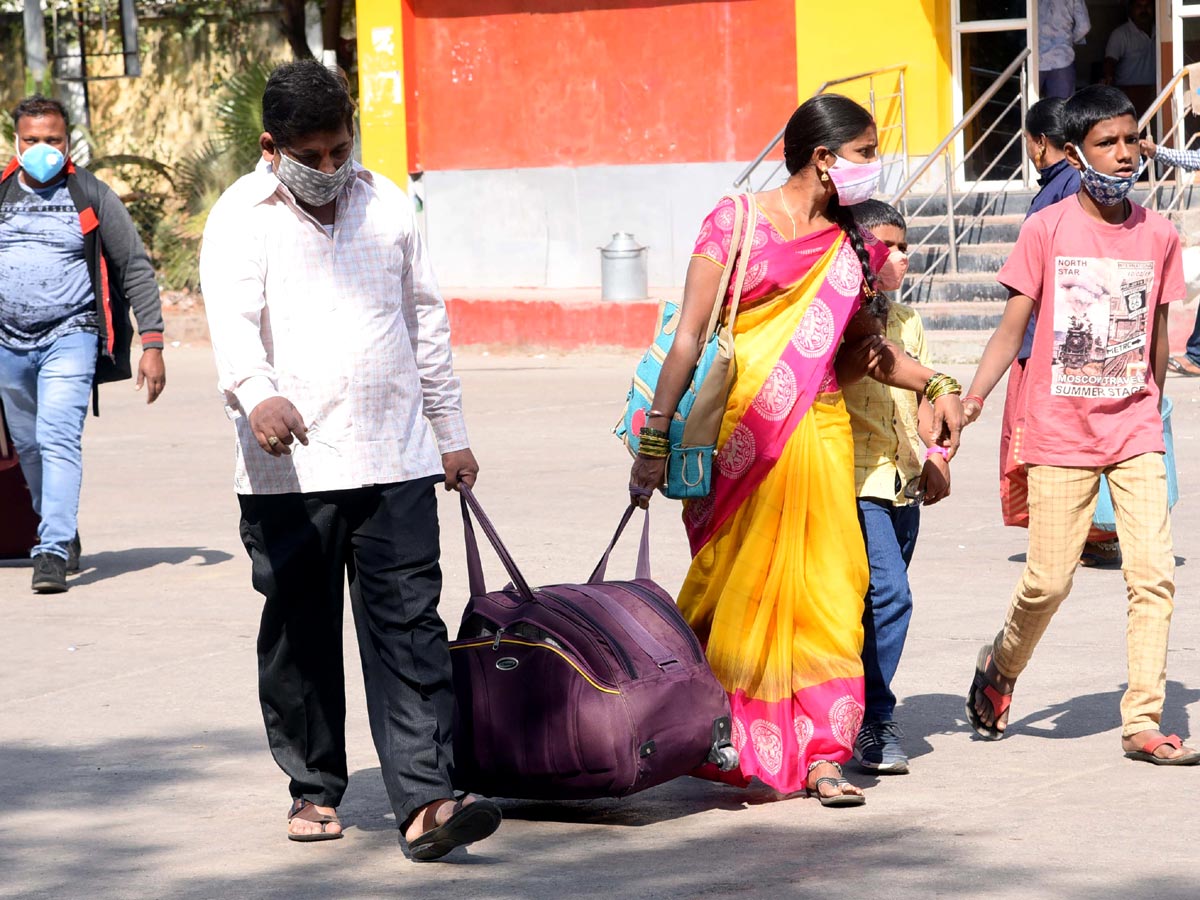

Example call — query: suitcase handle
[459,483,536,602]
[587,504,651,584]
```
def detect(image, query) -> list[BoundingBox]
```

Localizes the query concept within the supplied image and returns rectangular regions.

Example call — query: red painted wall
[406,0,797,172]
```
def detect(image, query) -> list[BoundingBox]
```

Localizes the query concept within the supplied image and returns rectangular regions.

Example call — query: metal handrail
[733,64,909,191]
[1139,66,1196,214]
[890,48,1031,202]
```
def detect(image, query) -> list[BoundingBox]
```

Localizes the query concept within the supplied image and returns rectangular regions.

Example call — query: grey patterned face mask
[275,151,354,207]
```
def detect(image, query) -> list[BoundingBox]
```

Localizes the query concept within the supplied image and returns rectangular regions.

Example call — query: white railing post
[944,153,958,275]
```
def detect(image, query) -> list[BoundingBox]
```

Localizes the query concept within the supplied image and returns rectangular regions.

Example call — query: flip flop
[287,798,343,842]
[965,644,1013,741]
[807,761,865,808]
[1123,733,1200,766]
[408,797,502,862]
[1167,355,1200,377]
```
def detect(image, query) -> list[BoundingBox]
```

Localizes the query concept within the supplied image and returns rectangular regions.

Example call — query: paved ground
[4,344,1200,899]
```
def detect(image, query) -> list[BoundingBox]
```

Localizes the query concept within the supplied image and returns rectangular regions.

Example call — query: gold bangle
[637,446,669,459]
[639,426,669,440]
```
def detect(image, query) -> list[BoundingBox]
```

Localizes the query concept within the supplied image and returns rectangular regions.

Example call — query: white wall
[420,162,751,290]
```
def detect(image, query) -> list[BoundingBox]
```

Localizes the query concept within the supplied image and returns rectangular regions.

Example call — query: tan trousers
[993,453,1175,737]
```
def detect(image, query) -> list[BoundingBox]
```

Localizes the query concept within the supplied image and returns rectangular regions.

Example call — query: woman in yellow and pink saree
[629,94,965,806]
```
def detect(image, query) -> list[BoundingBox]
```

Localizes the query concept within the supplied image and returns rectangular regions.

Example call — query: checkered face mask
[275,151,354,207]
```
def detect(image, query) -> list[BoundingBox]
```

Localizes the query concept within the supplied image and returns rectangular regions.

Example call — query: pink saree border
[684,230,889,554]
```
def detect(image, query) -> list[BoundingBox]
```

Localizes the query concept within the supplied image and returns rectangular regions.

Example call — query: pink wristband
[925,445,950,460]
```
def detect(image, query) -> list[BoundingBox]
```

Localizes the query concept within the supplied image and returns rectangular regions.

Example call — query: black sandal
[407,796,502,862]
[287,798,343,842]
[806,761,865,808]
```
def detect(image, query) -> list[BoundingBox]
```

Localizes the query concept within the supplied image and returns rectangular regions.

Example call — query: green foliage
[151,60,276,290]
[214,60,272,174]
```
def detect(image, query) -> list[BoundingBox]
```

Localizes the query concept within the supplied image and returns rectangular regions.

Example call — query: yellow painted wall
[794,0,953,156]
[356,0,409,187]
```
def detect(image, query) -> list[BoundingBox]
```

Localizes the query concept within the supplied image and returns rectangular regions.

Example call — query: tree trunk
[279,0,313,60]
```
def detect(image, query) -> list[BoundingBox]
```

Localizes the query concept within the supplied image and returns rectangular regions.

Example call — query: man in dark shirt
[0,96,165,593]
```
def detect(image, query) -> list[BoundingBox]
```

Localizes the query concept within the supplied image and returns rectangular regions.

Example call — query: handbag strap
[459,484,535,602]
[723,193,758,334]
[702,192,759,340]
[702,193,745,341]
[587,503,651,584]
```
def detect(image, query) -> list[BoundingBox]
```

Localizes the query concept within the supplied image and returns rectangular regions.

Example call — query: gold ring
[267,436,280,447]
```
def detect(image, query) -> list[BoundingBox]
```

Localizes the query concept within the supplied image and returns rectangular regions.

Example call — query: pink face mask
[828,154,882,206]
[877,247,908,292]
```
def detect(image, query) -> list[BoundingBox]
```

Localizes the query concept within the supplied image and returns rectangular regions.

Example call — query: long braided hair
[782,93,885,318]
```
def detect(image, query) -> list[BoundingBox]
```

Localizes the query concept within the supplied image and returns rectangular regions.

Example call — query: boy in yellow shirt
[838,200,949,773]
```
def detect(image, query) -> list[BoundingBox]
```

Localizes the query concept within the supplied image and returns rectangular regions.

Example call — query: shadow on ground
[5,725,1200,899]
[68,547,234,585]
[898,680,1197,752]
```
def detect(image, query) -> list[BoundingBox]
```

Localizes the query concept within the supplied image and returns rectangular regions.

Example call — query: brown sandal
[287,798,344,842]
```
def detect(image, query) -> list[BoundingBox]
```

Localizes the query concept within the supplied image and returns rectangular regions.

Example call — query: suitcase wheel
[711,745,740,772]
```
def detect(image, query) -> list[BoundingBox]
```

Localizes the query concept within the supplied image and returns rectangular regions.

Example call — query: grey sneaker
[66,533,81,574]
[32,553,68,594]
[853,720,909,774]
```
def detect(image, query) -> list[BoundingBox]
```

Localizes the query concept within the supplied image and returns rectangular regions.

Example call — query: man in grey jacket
[0,95,166,593]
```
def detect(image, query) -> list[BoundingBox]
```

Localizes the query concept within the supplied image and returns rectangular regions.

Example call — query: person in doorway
[837,199,950,777]
[0,95,166,594]
[627,93,966,807]
[200,60,502,858]
[1103,0,1157,117]
[1038,0,1090,99]
[1139,135,1200,376]
[961,86,1196,766]
[1004,98,1121,568]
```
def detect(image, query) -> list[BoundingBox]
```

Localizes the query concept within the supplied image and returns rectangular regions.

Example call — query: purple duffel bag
[450,485,738,800]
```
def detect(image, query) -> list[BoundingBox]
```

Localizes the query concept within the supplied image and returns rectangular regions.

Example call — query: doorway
[952,2,1033,183]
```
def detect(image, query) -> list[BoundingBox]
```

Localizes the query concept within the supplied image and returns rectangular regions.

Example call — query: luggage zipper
[617,581,705,664]
[536,588,639,681]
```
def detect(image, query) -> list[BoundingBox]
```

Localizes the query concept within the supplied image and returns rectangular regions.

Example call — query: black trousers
[238,475,454,828]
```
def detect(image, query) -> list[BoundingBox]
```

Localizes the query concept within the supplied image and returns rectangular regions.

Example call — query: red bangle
[965,394,985,407]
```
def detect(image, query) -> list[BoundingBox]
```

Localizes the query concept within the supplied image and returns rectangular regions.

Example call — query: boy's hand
[835,335,885,385]
[1140,138,1158,159]
[963,396,983,424]
[921,454,951,505]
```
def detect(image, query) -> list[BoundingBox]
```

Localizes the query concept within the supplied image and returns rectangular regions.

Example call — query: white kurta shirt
[200,162,468,495]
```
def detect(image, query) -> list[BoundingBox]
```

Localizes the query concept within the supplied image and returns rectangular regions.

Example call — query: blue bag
[615,195,757,498]
[1092,396,1178,531]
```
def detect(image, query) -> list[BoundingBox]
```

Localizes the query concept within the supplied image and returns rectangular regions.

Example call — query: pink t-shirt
[998,197,1184,467]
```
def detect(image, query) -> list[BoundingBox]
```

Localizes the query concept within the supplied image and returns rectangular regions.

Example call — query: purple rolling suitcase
[0,401,39,560]
[450,485,738,801]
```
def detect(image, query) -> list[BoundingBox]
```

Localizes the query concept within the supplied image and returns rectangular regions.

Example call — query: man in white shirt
[1038,0,1090,99]
[1104,0,1157,115]
[200,60,500,860]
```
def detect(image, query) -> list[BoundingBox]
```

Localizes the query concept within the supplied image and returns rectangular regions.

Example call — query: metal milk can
[599,232,649,301]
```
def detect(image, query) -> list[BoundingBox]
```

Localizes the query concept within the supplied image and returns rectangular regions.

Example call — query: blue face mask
[16,141,67,184]
[1076,148,1146,207]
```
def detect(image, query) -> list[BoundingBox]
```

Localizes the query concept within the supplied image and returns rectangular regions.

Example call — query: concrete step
[900,183,1200,219]
[908,242,1012,276]
[902,274,1011,305]
[905,215,1024,246]
[899,190,1039,219]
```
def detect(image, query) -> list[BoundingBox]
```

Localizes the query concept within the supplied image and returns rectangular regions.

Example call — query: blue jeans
[1185,308,1200,366]
[1039,65,1076,99]
[0,332,97,559]
[857,497,920,724]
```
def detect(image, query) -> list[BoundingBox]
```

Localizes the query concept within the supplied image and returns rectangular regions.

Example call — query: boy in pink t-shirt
[959,86,1197,766]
